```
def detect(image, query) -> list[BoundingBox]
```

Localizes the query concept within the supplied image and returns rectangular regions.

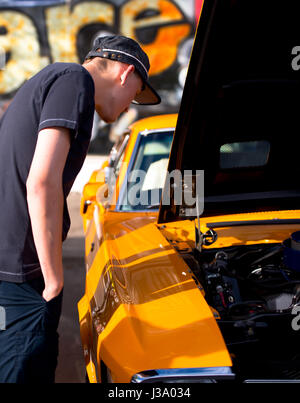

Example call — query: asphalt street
[55,191,87,383]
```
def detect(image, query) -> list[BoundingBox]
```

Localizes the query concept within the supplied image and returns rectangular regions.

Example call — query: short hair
[83,56,109,70]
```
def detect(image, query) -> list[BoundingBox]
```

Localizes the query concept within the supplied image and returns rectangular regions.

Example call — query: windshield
[118,129,174,211]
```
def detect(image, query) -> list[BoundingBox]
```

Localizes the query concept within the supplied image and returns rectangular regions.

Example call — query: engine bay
[182,238,300,381]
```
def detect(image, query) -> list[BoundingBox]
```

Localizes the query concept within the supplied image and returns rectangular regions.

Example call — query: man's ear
[120,64,135,86]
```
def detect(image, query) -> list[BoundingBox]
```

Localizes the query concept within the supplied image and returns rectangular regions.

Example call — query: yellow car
[78,0,300,383]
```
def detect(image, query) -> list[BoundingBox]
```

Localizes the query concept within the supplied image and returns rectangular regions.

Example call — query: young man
[0,35,160,383]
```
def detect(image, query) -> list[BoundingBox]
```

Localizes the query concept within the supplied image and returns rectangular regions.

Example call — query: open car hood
[158,0,300,223]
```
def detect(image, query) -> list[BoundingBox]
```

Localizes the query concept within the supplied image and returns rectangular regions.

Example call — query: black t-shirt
[0,62,95,282]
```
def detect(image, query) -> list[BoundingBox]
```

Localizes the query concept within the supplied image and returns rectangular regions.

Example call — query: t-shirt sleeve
[38,71,94,138]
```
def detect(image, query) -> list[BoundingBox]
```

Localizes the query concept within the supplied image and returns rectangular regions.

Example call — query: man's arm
[26,127,71,301]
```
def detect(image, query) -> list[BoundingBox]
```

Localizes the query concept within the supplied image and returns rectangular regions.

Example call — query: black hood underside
[159,0,300,223]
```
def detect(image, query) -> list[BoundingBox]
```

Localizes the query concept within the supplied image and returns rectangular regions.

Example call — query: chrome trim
[131,367,235,383]
[114,209,159,213]
[244,379,300,383]
[139,127,175,137]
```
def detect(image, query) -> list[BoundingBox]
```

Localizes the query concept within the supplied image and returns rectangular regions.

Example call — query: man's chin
[95,105,119,124]
[105,117,117,124]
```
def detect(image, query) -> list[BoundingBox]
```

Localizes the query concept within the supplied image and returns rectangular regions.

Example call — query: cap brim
[132,82,161,105]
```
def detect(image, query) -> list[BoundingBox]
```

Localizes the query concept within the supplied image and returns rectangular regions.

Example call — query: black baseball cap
[85,35,161,105]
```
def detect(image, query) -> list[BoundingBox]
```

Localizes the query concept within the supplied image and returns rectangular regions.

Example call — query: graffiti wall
[0,0,199,150]
[0,0,197,96]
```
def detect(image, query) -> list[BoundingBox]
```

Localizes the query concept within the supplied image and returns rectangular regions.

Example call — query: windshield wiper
[146,204,160,209]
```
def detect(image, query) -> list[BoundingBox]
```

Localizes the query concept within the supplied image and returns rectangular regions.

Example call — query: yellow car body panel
[79,209,232,382]
[78,114,233,382]
[162,210,300,250]
[78,201,300,382]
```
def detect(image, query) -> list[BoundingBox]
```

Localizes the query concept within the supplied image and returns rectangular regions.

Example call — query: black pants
[0,277,63,383]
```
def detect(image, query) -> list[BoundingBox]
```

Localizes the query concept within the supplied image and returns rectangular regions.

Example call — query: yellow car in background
[78,0,300,383]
